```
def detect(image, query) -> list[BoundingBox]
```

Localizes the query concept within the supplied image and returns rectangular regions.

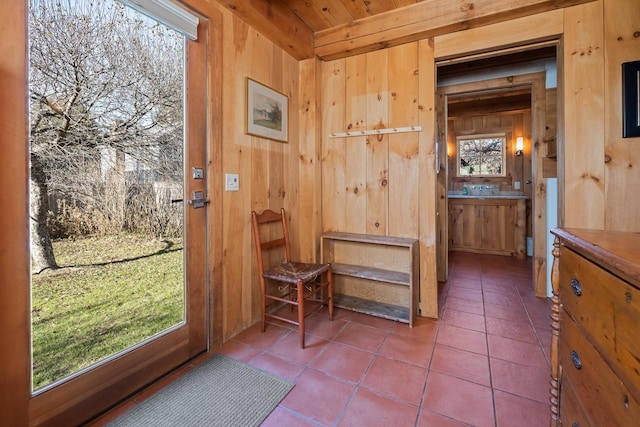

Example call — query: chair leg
[327,269,334,321]
[297,280,305,349]
[260,282,266,333]
[289,285,295,313]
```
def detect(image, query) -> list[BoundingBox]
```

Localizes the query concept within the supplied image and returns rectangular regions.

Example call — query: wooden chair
[251,208,333,349]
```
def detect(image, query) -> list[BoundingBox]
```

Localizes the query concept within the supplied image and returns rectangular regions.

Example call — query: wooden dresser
[550,228,640,427]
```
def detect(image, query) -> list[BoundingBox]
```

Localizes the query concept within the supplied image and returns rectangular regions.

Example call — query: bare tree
[29,0,184,272]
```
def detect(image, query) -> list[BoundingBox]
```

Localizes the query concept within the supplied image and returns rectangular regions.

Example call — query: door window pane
[29,0,185,391]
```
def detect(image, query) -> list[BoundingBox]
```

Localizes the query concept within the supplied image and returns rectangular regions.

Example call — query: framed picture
[623,60,640,138]
[245,78,288,142]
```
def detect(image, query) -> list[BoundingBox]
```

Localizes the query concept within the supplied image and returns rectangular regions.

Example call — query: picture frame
[623,60,640,138]
[245,78,288,142]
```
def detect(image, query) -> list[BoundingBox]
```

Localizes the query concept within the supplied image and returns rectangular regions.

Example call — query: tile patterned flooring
[95,252,552,427]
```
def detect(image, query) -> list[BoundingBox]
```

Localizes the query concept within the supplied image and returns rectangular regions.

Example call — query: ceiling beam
[315,0,596,61]
[215,0,315,60]
[447,93,533,118]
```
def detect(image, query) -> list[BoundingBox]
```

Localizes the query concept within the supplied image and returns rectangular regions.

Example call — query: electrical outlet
[225,173,239,191]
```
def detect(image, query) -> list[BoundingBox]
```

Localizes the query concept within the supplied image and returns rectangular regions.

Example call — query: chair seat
[263,261,330,284]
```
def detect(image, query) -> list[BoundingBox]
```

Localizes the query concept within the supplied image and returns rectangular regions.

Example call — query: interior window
[457,134,506,176]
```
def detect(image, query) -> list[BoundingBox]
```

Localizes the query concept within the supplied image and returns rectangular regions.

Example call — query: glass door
[28,1,208,424]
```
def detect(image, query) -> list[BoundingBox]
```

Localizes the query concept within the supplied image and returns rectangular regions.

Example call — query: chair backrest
[251,208,291,275]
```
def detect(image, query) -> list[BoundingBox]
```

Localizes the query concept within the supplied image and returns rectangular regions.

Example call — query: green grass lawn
[31,234,184,390]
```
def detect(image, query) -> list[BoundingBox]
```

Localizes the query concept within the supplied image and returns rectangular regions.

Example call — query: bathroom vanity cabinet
[448,195,527,258]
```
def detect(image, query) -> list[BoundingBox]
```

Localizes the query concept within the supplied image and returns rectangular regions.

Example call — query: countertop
[448,194,529,200]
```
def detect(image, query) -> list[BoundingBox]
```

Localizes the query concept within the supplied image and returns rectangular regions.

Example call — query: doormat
[107,354,294,427]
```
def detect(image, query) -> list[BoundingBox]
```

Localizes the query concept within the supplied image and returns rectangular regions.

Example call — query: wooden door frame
[436,70,550,297]
[435,87,448,283]
[0,2,30,425]
[0,6,222,425]
[0,2,223,423]
[30,25,209,427]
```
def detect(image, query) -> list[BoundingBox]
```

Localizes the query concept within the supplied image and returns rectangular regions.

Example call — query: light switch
[192,167,204,179]
[225,173,239,191]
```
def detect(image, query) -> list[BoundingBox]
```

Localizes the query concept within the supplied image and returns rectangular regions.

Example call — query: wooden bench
[321,232,419,326]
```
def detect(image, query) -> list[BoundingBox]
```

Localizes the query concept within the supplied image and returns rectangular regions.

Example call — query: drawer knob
[570,278,582,296]
[572,423,580,427]
[570,350,582,370]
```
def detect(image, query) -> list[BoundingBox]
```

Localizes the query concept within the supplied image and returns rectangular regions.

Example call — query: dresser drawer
[559,247,640,396]
[559,314,640,426]
[559,373,595,427]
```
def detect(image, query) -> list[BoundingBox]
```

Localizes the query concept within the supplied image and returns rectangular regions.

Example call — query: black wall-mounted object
[623,60,640,138]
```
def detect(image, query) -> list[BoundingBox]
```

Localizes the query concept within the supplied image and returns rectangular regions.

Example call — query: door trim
[436,70,550,297]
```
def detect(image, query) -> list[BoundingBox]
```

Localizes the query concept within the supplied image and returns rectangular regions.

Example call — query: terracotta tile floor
[94,252,552,427]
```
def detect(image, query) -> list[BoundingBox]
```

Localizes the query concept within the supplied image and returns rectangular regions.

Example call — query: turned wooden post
[549,236,561,426]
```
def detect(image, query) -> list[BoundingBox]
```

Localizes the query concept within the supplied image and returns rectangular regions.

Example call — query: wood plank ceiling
[214,0,594,60]
[279,0,422,33]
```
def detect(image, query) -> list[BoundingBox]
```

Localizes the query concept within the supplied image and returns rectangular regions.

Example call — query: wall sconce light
[515,136,524,156]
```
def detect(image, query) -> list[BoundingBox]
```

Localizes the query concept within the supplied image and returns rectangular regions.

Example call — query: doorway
[435,46,558,297]
[28,1,209,424]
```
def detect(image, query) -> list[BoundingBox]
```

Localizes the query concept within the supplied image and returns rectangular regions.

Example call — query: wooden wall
[602,0,640,231]
[319,42,439,318]
[211,0,640,347]
[448,111,532,194]
[1,0,639,423]
[562,0,640,231]
[216,6,310,340]
[447,110,533,235]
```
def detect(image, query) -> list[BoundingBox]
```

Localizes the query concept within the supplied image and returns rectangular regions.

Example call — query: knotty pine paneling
[365,49,390,236]
[417,38,439,318]
[603,0,640,231]
[321,41,439,317]
[562,1,605,229]
[558,0,640,232]
[297,57,323,263]
[344,135,368,233]
[321,59,348,232]
[433,10,563,59]
[389,43,420,239]
[448,111,531,197]
[344,54,367,234]
[219,7,302,340]
[3,4,640,424]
